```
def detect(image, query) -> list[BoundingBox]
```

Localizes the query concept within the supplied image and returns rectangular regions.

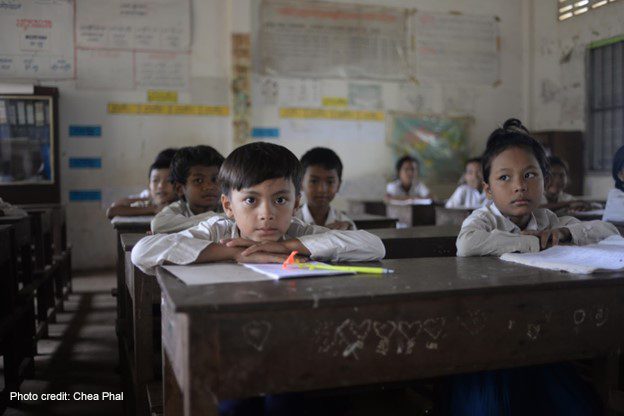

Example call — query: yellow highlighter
[282,251,393,275]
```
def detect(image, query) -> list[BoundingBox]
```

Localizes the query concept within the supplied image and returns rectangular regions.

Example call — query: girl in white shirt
[445,157,486,209]
[603,145,624,222]
[385,155,432,201]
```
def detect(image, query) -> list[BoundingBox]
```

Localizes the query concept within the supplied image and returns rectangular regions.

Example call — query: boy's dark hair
[300,147,343,181]
[395,155,419,175]
[148,148,176,177]
[614,145,624,192]
[170,145,225,184]
[218,142,302,195]
[481,118,550,184]
[548,156,569,174]
[466,157,482,167]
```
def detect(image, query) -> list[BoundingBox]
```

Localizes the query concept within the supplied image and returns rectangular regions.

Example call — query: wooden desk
[157,258,624,415]
[351,214,398,230]
[119,231,160,416]
[434,207,473,226]
[386,203,436,227]
[370,225,460,258]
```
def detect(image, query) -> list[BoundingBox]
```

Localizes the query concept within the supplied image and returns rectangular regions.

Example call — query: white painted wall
[2,0,525,269]
[528,0,624,198]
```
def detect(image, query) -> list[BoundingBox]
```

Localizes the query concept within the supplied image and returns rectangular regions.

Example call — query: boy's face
[483,147,544,225]
[149,168,175,206]
[221,177,300,242]
[302,165,340,210]
[399,161,418,186]
[545,165,567,198]
[182,165,220,213]
[464,161,483,190]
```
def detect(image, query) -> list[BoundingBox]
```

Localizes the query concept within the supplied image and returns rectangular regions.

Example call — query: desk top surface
[369,225,460,239]
[350,213,397,221]
[120,233,146,251]
[156,257,624,313]
[111,215,153,230]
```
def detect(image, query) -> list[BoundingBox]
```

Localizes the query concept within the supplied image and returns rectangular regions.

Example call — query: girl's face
[399,161,418,186]
[545,164,567,199]
[484,147,544,228]
[464,162,483,190]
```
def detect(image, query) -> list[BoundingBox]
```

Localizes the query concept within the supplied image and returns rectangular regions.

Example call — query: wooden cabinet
[532,131,584,196]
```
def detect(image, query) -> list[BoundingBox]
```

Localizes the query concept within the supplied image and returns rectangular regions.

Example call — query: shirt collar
[487,201,539,232]
[302,203,336,225]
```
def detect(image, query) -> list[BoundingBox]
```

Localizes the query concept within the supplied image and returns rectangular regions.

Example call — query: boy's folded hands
[220,238,311,264]
[521,227,572,250]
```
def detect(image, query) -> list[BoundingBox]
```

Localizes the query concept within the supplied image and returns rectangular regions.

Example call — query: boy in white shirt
[294,147,356,230]
[445,157,486,209]
[385,155,432,201]
[132,142,385,275]
[151,145,225,233]
[457,119,618,257]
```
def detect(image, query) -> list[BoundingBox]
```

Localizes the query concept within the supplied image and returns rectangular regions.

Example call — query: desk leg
[133,270,155,416]
[163,347,183,416]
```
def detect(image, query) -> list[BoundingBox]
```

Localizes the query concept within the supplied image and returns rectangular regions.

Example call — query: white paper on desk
[389,198,433,206]
[110,215,154,225]
[243,262,355,280]
[164,264,272,285]
[500,235,624,274]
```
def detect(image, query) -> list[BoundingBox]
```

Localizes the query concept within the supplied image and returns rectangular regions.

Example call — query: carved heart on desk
[242,320,271,352]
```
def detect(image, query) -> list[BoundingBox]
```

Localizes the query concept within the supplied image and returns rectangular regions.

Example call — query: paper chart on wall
[76,49,134,90]
[280,118,385,142]
[0,0,74,79]
[135,52,190,89]
[75,0,191,52]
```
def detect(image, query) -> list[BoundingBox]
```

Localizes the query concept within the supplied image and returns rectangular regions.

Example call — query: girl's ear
[483,182,493,199]
[618,169,624,182]
[221,194,234,219]
[175,183,184,197]
[293,194,301,214]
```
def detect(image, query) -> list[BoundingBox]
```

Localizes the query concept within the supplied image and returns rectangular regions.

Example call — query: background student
[386,155,432,201]
[603,144,624,222]
[132,142,385,276]
[151,145,225,233]
[444,157,486,209]
[540,156,589,215]
[106,152,177,219]
[295,147,356,230]
[456,118,619,256]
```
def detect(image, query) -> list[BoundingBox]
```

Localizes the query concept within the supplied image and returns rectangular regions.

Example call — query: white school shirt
[603,188,624,222]
[444,185,486,209]
[456,202,619,257]
[0,198,27,218]
[132,216,386,275]
[151,200,220,234]
[293,204,357,230]
[386,179,430,198]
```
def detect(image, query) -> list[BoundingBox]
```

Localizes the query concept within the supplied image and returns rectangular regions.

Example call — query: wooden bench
[370,225,460,258]
[351,214,398,230]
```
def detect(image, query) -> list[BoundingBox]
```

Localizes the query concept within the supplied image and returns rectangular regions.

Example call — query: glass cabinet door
[0,96,54,184]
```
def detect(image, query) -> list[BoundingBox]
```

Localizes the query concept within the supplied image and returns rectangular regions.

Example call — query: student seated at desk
[294,147,356,230]
[456,119,618,258]
[132,142,385,276]
[151,145,225,233]
[444,157,486,209]
[106,153,177,219]
[0,197,27,217]
[116,148,177,204]
[386,155,432,201]
[603,144,624,222]
[539,156,589,215]
[451,119,612,416]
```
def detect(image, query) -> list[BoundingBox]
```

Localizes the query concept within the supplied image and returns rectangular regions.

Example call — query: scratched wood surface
[156,257,624,413]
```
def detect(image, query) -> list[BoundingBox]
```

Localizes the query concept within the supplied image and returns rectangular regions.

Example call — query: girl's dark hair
[481,118,550,184]
[170,145,225,184]
[218,142,302,196]
[395,155,419,175]
[614,145,624,192]
[300,147,343,181]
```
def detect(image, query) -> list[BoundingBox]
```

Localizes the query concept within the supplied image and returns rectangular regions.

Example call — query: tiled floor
[3,270,123,416]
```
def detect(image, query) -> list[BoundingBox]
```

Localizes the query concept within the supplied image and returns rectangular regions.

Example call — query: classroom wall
[528,0,624,198]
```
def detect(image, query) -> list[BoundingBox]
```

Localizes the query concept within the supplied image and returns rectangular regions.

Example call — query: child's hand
[220,237,256,248]
[325,221,351,230]
[568,201,591,211]
[234,250,290,264]
[521,227,572,249]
